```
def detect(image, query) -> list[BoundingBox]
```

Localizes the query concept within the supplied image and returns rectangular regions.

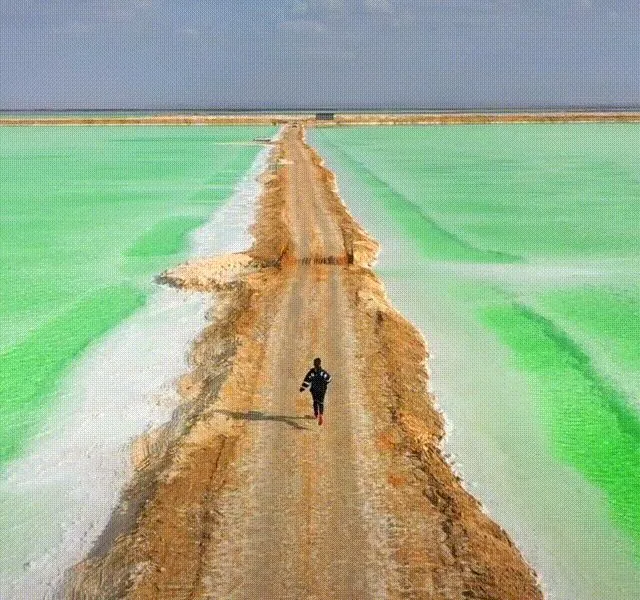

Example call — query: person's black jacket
[300,368,332,397]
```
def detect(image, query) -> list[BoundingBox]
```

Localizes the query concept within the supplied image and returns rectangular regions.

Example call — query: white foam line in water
[389,257,640,290]
[0,137,275,600]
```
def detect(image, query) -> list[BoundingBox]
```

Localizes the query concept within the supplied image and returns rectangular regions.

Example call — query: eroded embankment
[64,145,291,599]
[65,126,542,599]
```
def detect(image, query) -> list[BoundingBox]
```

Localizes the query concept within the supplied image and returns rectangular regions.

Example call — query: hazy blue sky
[0,0,638,109]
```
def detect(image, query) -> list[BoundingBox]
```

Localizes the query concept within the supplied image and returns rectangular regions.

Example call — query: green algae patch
[0,286,146,464]
[126,216,207,257]
[480,302,640,554]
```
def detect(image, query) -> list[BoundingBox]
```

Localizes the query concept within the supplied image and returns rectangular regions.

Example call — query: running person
[299,357,332,425]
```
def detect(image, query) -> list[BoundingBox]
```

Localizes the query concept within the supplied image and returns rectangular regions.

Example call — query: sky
[0,0,638,109]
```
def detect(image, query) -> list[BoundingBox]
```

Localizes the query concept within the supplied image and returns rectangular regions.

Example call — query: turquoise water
[0,125,274,465]
[311,125,640,599]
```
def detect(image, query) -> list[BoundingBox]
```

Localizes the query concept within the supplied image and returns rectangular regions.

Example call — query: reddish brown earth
[65,126,543,599]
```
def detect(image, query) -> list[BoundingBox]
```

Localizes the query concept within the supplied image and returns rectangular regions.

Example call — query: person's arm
[300,370,313,392]
[324,370,332,384]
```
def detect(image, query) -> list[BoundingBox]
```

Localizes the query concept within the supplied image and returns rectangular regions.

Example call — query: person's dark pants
[312,394,325,417]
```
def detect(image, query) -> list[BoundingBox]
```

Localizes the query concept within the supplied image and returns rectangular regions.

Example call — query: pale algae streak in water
[0,125,275,465]
[311,124,640,599]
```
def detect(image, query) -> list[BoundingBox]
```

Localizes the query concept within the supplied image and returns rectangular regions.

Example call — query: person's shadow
[213,409,314,430]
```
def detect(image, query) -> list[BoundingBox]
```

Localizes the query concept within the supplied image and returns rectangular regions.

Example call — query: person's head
[313,357,321,370]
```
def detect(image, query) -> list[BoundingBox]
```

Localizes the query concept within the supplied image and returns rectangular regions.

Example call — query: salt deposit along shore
[65,125,542,599]
[0,144,272,600]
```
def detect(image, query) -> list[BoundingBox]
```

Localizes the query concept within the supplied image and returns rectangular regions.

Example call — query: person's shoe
[318,414,323,426]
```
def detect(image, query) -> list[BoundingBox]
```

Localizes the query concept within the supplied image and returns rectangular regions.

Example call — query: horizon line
[2,104,640,114]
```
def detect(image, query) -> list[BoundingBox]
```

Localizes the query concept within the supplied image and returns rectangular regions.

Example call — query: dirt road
[67,126,543,599]
[202,128,393,599]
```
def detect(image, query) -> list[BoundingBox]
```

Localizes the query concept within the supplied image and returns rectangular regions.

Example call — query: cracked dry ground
[66,126,543,600]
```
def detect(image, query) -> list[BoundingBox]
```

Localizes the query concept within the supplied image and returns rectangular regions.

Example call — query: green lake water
[0,125,274,465]
[311,124,640,599]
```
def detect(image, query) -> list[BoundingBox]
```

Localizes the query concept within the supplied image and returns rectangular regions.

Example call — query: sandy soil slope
[65,126,542,599]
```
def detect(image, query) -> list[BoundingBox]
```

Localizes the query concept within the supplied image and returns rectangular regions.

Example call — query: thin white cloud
[392,7,414,27]
[2,0,155,21]
[297,0,347,13]
[318,0,346,10]
[57,20,95,34]
[291,0,309,14]
[280,18,328,33]
[177,26,200,37]
[363,0,393,14]
[607,9,620,22]
[94,0,154,21]
[290,0,397,17]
